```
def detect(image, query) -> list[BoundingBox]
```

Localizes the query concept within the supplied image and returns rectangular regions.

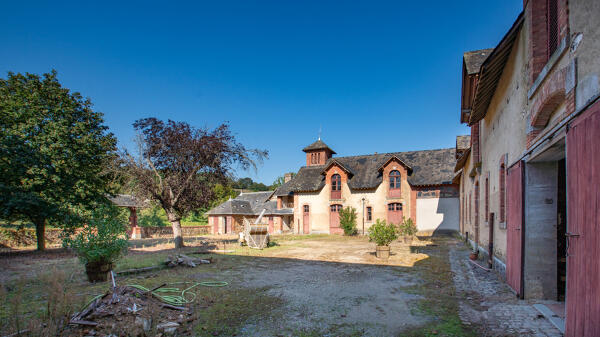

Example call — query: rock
[134,316,152,332]
[157,321,179,335]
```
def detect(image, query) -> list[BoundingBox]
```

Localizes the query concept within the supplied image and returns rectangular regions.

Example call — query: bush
[368,219,398,246]
[63,206,129,265]
[339,206,358,235]
[399,217,418,237]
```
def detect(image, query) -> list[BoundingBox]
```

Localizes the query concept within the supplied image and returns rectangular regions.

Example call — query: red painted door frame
[506,160,524,298]
[387,203,403,225]
[330,204,342,234]
[565,103,600,337]
[303,205,310,234]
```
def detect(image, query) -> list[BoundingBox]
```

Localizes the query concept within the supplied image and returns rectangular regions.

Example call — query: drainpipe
[361,197,365,235]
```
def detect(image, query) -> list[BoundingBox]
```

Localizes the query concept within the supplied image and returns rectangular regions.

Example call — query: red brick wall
[470,122,480,163]
[305,149,332,166]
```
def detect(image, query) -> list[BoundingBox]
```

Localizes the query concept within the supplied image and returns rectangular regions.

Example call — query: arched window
[389,170,401,189]
[331,174,342,199]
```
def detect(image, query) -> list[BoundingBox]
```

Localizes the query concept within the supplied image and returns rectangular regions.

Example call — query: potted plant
[64,206,129,282]
[469,250,479,261]
[368,219,398,259]
[400,217,418,244]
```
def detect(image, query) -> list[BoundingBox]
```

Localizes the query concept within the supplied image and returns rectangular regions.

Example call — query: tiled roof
[206,191,280,216]
[463,48,494,75]
[275,148,456,196]
[302,139,336,154]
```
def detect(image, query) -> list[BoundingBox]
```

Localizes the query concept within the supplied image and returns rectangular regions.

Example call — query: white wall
[416,197,459,233]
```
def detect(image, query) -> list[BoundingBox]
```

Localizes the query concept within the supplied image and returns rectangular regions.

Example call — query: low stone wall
[139,226,211,238]
[0,227,64,247]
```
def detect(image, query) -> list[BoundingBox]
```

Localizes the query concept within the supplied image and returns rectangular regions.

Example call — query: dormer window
[331,174,341,199]
[389,170,401,197]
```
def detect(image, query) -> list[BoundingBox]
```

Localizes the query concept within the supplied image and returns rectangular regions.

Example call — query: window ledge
[528,36,569,99]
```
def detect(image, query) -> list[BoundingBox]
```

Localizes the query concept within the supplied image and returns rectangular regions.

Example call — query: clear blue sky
[1,1,522,185]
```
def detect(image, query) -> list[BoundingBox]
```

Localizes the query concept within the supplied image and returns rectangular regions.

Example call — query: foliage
[339,206,358,236]
[232,177,270,191]
[368,219,398,246]
[122,118,267,248]
[63,206,128,265]
[0,70,118,250]
[271,173,295,188]
[399,217,418,236]
[138,204,169,227]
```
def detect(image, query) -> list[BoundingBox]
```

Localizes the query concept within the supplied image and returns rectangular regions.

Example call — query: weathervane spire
[318,125,322,141]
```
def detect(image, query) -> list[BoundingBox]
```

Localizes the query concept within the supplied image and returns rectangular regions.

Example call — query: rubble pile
[164,254,211,268]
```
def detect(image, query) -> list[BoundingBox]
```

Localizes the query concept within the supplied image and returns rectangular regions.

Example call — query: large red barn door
[506,160,524,297]
[565,103,600,337]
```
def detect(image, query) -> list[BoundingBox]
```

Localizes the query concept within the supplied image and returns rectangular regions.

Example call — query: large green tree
[0,71,118,250]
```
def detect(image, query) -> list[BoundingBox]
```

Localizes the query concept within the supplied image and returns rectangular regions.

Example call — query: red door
[506,160,524,297]
[303,205,310,234]
[565,103,600,337]
[329,204,342,234]
[387,203,403,225]
[268,216,274,233]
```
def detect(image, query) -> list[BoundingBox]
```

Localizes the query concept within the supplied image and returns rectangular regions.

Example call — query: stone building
[208,139,459,236]
[455,1,600,335]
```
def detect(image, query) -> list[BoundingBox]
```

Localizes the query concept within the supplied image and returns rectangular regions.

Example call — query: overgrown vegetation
[399,217,418,237]
[339,206,358,235]
[368,219,398,246]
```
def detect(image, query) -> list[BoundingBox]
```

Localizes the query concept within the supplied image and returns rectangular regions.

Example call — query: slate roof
[302,139,336,154]
[463,48,494,75]
[275,148,456,196]
[206,191,282,216]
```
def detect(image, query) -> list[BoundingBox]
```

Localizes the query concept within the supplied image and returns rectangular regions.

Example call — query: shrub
[339,206,358,235]
[400,217,418,237]
[63,206,128,265]
[368,219,398,246]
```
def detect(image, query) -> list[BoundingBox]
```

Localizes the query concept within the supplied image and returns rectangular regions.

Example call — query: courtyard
[0,234,562,337]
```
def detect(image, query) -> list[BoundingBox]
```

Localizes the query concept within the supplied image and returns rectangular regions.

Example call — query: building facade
[456,1,600,335]
[208,139,459,236]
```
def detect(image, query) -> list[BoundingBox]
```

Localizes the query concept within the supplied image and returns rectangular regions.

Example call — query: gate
[565,103,600,337]
[506,160,524,297]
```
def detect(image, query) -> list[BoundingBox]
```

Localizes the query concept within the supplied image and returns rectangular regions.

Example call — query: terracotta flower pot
[85,261,113,283]
[376,245,390,259]
[469,252,479,261]
[403,236,413,244]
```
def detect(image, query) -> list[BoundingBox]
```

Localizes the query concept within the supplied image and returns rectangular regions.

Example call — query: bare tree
[124,118,266,248]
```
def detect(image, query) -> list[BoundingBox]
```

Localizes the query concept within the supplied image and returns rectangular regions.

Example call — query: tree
[124,118,266,248]
[339,206,358,235]
[271,173,295,189]
[0,71,118,250]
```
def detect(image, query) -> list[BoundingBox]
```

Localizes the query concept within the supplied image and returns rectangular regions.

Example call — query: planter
[469,251,479,261]
[376,245,391,259]
[403,236,414,244]
[85,261,114,282]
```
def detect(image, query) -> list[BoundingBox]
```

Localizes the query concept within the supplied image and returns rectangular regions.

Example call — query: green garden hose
[127,281,229,306]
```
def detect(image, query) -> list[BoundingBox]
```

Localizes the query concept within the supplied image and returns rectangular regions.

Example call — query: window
[547,0,558,58]
[499,164,506,223]
[389,170,401,189]
[366,207,372,221]
[388,203,402,211]
[317,152,321,163]
[303,205,309,213]
[330,204,342,212]
[474,182,480,227]
[331,174,342,199]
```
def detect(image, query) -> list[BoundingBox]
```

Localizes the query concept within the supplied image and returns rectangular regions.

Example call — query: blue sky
[1,1,522,185]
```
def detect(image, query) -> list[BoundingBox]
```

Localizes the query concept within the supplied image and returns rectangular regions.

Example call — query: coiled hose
[128,281,229,306]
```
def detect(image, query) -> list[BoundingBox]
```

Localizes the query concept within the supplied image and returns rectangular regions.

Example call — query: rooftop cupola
[302,139,335,166]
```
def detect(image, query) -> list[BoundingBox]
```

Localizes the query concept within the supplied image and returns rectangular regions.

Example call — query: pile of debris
[164,253,211,268]
[69,285,191,336]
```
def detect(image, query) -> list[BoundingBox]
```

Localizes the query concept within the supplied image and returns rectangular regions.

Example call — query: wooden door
[506,160,524,297]
[565,103,600,337]
[268,216,274,233]
[329,204,342,234]
[387,203,403,225]
[302,205,310,234]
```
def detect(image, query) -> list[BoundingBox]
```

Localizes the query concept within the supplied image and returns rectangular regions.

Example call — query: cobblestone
[449,243,563,337]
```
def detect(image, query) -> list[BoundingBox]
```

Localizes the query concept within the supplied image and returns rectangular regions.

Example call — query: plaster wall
[416,197,459,233]
[570,0,600,110]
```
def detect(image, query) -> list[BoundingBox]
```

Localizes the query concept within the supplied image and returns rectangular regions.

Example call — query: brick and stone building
[208,139,459,236]
[455,1,600,335]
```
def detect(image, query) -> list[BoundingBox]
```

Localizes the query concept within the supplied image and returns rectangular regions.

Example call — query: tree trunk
[33,218,46,251]
[168,216,185,248]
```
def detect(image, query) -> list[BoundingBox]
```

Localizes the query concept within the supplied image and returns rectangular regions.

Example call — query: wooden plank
[506,160,524,297]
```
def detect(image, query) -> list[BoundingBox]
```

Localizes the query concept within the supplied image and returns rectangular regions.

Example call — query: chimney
[284,173,293,183]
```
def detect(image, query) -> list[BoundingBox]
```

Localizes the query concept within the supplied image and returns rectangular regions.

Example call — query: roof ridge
[331,147,455,160]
